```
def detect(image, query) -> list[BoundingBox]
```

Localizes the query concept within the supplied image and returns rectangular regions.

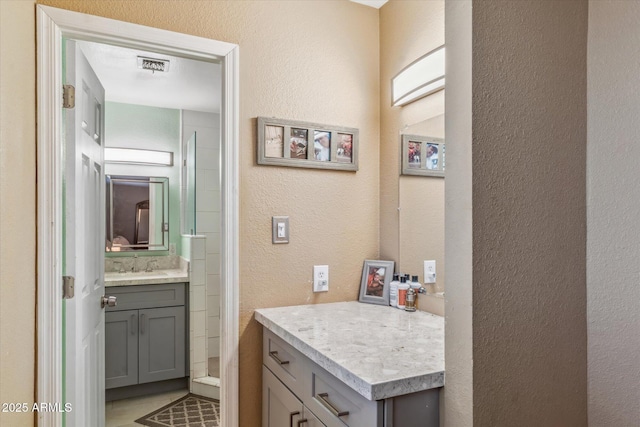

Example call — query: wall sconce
[105,148,173,166]
[392,45,445,107]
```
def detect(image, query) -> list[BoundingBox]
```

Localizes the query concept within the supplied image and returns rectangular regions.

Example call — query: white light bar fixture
[105,148,173,166]
[392,45,445,107]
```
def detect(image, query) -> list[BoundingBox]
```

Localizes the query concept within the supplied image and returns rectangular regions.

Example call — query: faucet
[145,259,158,272]
[113,261,125,274]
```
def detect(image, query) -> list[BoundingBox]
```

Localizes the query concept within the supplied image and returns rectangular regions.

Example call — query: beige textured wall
[34,1,380,425]
[471,1,588,425]
[379,0,445,310]
[0,1,37,426]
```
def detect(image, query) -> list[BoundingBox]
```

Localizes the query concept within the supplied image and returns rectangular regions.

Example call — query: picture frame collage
[257,117,359,171]
[401,134,445,178]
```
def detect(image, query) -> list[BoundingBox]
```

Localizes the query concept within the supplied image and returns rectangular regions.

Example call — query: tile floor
[106,388,189,427]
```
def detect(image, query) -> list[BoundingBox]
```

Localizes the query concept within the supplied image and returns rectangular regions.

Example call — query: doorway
[36,5,239,427]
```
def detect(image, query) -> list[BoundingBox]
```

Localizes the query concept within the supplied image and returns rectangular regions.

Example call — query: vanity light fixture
[105,148,173,166]
[392,45,445,107]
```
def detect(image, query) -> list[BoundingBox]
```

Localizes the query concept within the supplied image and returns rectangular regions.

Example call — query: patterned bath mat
[135,394,220,427]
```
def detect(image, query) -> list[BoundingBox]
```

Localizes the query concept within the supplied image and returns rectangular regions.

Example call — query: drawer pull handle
[269,350,290,365]
[317,393,349,417]
[297,419,308,426]
[289,410,300,426]
[140,314,146,334]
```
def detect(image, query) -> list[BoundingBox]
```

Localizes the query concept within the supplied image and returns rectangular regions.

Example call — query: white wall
[587,2,640,425]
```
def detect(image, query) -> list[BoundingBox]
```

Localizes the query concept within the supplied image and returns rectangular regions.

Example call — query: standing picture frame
[257,117,359,171]
[401,134,445,177]
[358,260,395,306]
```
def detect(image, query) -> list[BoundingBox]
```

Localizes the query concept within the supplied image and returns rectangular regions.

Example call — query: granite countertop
[104,268,189,287]
[255,301,444,401]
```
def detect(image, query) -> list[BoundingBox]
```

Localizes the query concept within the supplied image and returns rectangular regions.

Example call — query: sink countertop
[105,268,189,287]
[255,301,444,401]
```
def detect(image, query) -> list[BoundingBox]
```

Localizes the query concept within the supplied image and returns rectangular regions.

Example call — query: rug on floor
[134,394,220,427]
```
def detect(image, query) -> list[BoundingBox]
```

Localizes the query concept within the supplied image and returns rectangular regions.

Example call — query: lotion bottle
[389,273,400,308]
[397,276,410,309]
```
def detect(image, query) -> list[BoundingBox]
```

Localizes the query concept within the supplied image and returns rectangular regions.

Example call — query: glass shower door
[183,132,197,235]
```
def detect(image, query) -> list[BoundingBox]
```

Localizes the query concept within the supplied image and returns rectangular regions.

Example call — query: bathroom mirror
[106,175,170,252]
[398,114,445,294]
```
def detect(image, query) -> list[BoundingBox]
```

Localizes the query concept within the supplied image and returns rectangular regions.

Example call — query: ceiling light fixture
[105,148,173,166]
[392,45,445,107]
[137,56,170,73]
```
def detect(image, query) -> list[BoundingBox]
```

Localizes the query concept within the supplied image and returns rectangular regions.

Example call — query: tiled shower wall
[182,110,221,373]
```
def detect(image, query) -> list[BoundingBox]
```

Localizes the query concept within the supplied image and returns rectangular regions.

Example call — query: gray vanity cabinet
[138,306,185,384]
[105,310,138,389]
[263,366,325,427]
[262,329,439,427]
[105,283,186,391]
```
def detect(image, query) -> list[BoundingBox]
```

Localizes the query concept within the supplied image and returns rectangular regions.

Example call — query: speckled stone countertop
[105,268,189,287]
[255,301,444,401]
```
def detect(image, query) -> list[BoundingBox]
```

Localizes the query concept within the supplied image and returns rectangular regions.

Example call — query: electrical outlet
[313,265,329,292]
[424,260,436,284]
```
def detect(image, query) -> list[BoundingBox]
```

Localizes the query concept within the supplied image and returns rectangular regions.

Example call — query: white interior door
[64,39,106,427]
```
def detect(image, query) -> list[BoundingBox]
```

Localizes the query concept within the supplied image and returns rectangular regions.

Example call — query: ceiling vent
[137,56,170,73]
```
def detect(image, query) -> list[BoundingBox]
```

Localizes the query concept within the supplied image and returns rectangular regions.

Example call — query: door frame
[36,5,240,427]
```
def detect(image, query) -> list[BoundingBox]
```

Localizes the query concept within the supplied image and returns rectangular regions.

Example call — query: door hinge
[63,84,75,109]
[62,276,75,299]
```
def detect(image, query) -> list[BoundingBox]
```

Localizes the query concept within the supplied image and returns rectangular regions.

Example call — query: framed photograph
[313,130,331,161]
[290,128,308,159]
[336,133,353,163]
[257,117,358,171]
[401,134,445,177]
[358,260,395,306]
[264,125,284,158]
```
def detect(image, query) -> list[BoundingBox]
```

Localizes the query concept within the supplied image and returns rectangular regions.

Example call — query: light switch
[272,216,289,244]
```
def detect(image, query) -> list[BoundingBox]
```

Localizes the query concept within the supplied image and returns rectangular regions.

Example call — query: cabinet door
[138,306,185,384]
[263,366,305,427]
[300,407,326,427]
[105,310,138,389]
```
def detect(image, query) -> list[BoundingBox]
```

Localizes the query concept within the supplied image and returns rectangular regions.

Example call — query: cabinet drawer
[304,363,382,427]
[106,283,185,311]
[263,330,305,398]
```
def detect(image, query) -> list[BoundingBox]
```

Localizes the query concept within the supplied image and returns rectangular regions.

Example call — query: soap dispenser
[405,287,417,312]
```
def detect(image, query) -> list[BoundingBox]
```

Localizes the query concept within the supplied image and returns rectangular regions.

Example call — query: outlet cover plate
[313,265,329,292]
[424,260,436,283]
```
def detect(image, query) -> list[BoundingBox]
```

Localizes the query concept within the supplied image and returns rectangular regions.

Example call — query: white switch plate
[272,216,289,244]
[424,260,436,284]
[313,265,329,292]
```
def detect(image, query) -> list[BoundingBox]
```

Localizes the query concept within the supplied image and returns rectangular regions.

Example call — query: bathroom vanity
[255,301,444,427]
[104,268,189,401]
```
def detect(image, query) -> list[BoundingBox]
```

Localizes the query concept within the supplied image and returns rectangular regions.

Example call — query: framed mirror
[106,175,169,252]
